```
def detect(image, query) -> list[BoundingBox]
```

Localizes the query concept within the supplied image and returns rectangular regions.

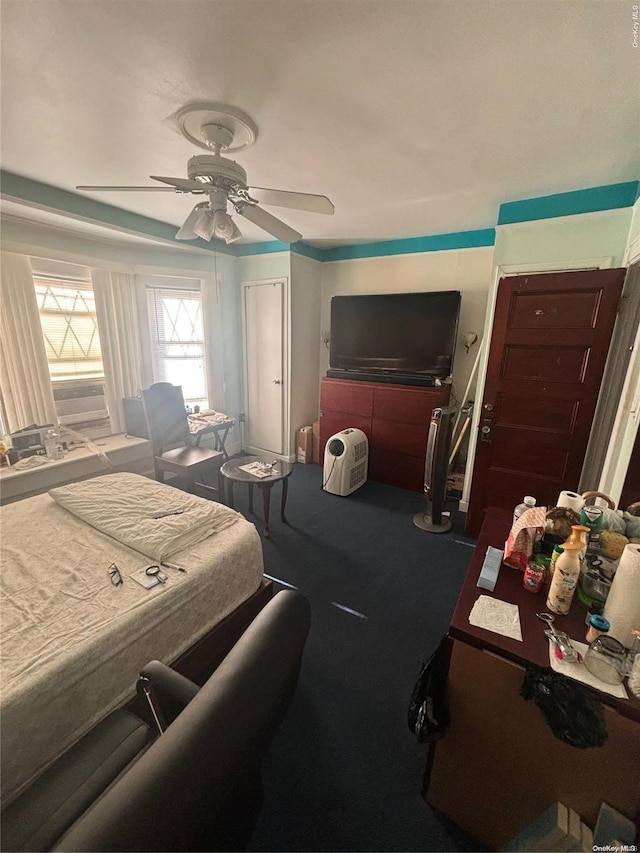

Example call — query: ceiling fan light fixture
[192,208,217,241]
[175,202,209,240]
[212,209,243,244]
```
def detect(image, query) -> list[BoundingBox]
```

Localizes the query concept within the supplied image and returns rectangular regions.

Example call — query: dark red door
[466,269,625,535]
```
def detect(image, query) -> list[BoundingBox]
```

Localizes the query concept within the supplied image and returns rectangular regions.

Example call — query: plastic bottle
[44,428,64,461]
[546,538,583,615]
[586,614,610,645]
[549,544,563,581]
[513,496,536,525]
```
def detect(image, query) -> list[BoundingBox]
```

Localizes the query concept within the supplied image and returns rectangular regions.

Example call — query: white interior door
[243,279,285,454]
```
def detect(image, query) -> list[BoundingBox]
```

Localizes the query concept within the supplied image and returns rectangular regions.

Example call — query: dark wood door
[466,269,625,535]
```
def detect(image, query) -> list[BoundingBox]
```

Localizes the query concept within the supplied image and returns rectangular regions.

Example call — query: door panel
[244,280,285,454]
[466,269,625,535]
[502,345,590,383]
[494,395,578,432]
[508,289,602,329]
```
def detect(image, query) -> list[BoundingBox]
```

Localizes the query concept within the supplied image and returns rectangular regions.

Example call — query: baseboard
[457,499,469,513]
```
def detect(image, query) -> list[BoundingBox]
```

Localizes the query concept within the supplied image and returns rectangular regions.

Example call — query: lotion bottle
[546,538,583,616]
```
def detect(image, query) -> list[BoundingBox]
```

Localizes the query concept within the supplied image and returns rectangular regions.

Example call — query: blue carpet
[239,462,482,852]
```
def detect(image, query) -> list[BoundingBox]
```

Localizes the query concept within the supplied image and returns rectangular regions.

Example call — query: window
[147,287,208,409]
[34,277,104,382]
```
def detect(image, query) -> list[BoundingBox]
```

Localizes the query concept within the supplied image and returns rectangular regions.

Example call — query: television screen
[329,291,461,379]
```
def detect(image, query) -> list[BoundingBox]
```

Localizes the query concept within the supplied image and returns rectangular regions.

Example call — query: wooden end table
[219,456,293,537]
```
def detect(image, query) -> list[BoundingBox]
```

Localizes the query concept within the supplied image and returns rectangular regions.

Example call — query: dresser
[423,508,640,850]
[318,377,450,491]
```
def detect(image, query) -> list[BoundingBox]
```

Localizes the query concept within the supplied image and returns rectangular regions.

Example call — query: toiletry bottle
[513,496,536,525]
[549,544,563,581]
[45,428,64,461]
[546,538,583,615]
[586,614,610,645]
[565,524,591,561]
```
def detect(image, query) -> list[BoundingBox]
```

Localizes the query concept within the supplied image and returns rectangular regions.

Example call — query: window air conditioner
[53,382,110,434]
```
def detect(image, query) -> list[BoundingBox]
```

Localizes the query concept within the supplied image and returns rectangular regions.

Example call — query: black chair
[141,382,223,496]
[1,590,311,852]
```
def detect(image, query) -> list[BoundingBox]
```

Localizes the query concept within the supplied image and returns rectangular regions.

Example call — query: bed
[0,472,266,806]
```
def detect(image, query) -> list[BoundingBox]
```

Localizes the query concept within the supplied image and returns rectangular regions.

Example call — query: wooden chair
[141,383,223,497]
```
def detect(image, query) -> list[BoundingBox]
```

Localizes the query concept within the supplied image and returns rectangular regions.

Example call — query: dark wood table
[450,507,640,721]
[219,456,293,537]
[424,507,640,849]
[188,416,236,460]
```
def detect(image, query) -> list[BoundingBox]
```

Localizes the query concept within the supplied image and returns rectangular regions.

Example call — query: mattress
[0,481,264,805]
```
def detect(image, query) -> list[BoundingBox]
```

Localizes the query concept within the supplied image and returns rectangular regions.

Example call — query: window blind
[146,286,208,408]
[34,277,104,382]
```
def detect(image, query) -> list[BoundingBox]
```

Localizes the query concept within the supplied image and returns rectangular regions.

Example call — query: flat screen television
[328,291,461,385]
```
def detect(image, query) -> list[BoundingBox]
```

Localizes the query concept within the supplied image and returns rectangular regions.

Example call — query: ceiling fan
[76,103,334,244]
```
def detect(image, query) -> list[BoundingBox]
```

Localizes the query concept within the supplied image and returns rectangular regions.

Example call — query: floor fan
[413,406,457,534]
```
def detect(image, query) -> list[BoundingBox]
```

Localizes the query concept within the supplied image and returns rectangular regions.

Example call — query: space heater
[413,406,456,533]
[322,428,369,496]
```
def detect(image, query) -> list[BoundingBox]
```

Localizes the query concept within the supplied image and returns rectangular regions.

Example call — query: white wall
[624,196,640,266]
[1,217,223,276]
[493,208,633,270]
[320,247,494,409]
[236,252,290,283]
[290,253,322,453]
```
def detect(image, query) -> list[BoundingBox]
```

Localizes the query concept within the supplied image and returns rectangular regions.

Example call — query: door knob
[480,418,492,443]
[272,379,282,385]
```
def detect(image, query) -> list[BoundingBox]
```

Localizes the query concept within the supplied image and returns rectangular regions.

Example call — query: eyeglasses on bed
[108,563,124,586]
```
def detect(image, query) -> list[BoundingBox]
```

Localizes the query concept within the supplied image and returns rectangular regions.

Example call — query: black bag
[520,665,607,748]
[408,634,451,742]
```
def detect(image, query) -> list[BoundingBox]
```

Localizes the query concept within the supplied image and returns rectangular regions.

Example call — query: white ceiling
[1,0,638,248]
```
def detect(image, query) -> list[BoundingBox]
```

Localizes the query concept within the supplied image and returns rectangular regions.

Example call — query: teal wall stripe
[3,170,638,261]
[0,170,235,255]
[291,242,325,261]
[498,181,639,226]
[320,229,496,262]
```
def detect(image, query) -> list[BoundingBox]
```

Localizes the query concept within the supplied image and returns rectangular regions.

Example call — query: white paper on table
[548,639,628,699]
[237,462,274,479]
[469,595,522,642]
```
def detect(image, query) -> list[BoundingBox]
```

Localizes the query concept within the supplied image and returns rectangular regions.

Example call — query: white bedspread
[0,477,264,805]
[49,472,239,560]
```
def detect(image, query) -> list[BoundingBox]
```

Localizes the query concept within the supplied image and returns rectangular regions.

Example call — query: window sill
[0,434,154,505]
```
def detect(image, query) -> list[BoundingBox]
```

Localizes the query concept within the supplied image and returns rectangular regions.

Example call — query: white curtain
[92,270,143,434]
[201,277,225,411]
[0,252,57,432]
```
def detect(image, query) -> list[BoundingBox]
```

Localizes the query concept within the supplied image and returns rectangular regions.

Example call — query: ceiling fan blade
[150,175,207,192]
[247,187,334,215]
[237,204,302,244]
[76,185,178,192]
